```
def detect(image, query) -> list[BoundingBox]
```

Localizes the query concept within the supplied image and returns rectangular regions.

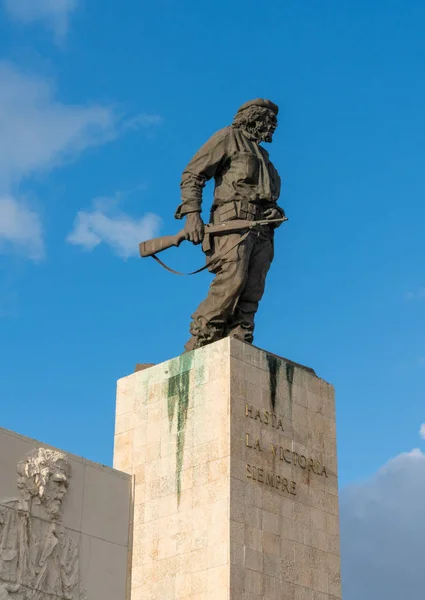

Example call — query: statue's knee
[228,270,247,295]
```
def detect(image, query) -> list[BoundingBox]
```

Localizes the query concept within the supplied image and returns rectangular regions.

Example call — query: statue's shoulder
[197,126,233,156]
[207,126,232,143]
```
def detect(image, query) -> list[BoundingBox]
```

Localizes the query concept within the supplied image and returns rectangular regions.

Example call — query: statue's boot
[183,336,203,353]
[227,325,253,344]
[184,327,252,353]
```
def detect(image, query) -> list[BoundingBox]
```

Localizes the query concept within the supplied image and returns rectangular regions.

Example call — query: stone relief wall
[0,448,85,600]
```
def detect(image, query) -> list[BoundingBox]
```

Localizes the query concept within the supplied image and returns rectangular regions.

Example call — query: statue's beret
[236,98,279,115]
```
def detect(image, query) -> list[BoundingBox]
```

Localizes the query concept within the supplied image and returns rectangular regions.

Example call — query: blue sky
[0,1,424,595]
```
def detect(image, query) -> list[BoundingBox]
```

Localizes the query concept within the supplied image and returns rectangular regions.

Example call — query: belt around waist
[212,200,273,223]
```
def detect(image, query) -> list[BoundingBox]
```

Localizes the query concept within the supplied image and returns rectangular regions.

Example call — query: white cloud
[120,113,163,131]
[0,196,44,260]
[405,287,425,301]
[3,0,78,41]
[66,197,161,259]
[341,448,425,599]
[420,424,425,440]
[0,62,161,261]
[0,62,118,189]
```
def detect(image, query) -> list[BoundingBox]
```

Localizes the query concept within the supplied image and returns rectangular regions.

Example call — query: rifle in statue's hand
[139,217,288,259]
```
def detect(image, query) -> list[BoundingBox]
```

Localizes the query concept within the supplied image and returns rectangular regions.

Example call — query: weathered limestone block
[0,427,132,600]
[114,337,341,600]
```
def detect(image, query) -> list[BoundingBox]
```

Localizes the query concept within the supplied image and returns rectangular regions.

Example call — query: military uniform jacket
[175,126,282,219]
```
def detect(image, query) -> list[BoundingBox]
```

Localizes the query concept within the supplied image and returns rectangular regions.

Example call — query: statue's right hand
[184,213,205,245]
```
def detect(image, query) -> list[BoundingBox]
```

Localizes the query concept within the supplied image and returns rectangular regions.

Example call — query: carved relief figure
[0,448,85,600]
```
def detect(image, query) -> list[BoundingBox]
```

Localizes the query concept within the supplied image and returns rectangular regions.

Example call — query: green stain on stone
[168,390,177,432]
[194,364,206,387]
[266,353,282,411]
[167,352,193,503]
[286,362,294,405]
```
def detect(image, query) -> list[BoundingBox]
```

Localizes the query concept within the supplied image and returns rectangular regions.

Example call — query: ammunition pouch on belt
[212,200,261,224]
[203,200,275,255]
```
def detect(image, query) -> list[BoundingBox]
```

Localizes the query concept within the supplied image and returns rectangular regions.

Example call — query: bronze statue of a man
[175,99,285,352]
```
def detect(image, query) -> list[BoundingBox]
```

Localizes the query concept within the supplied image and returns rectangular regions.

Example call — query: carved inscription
[245,403,285,431]
[246,434,262,451]
[244,403,330,497]
[246,464,297,496]
[270,443,328,477]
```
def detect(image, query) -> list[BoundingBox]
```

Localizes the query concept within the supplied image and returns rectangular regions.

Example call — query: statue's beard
[41,491,65,519]
[245,120,275,143]
[261,132,273,143]
[256,122,275,143]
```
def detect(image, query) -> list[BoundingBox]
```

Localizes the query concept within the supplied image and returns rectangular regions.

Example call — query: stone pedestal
[114,338,341,600]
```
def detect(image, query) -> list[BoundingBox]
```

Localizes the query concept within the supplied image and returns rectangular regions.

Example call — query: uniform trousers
[187,225,274,347]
